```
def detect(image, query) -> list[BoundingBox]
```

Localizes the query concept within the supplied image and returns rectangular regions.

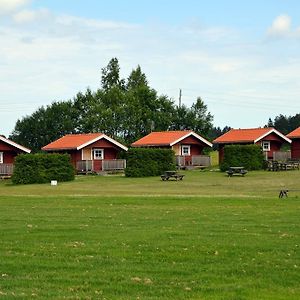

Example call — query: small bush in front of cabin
[125,148,176,177]
[12,153,75,184]
[220,144,265,172]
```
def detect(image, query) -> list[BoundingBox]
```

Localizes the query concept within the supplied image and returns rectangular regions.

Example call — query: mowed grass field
[0,170,300,299]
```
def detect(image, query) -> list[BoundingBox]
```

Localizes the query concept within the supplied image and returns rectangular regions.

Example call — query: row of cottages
[213,127,292,164]
[2,126,300,176]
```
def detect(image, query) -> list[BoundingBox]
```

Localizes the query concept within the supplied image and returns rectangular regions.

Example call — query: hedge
[125,148,176,177]
[12,153,75,184]
[220,144,265,172]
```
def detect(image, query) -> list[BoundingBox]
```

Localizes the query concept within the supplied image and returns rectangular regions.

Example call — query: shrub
[220,144,265,172]
[125,148,176,177]
[12,153,75,184]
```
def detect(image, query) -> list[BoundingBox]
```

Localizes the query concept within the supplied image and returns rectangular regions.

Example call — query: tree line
[10,58,216,152]
[12,57,298,153]
[266,114,300,134]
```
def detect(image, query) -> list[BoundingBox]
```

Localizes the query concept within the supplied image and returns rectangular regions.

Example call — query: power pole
[179,89,182,107]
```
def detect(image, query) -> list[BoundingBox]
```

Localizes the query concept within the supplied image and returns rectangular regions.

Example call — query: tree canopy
[10,58,214,152]
[265,114,300,134]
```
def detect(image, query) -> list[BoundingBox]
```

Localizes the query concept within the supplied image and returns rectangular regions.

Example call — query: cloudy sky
[1,0,300,136]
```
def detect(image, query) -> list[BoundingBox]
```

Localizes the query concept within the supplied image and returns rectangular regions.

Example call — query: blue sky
[1,0,300,136]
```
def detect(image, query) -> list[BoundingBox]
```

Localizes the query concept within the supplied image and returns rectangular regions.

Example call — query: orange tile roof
[42,133,104,150]
[287,127,300,139]
[131,130,214,147]
[213,128,275,144]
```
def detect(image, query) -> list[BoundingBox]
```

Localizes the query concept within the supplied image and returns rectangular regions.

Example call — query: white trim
[0,152,3,164]
[170,131,213,147]
[77,134,128,151]
[254,128,291,144]
[92,148,104,160]
[0,136,31,153]
[261,141,270,151]
[181,145,191,156]
[81,148,92,160]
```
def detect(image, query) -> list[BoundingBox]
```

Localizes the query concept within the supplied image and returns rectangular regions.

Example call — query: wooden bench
[161,171,184,181]
[226,167,247,177]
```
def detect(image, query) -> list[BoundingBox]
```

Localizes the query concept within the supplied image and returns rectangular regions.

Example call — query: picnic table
[161,171,184,181]
[226,167,247,177]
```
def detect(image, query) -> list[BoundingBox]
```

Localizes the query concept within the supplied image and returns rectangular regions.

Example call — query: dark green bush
[12,153,75,184]
[125,148,176,177]
[220,144,265,172]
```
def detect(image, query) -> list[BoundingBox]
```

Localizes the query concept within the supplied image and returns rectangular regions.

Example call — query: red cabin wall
[218,145,225,165]
[291,139,300,159]
[179,136,206,155]
[255,140,283,160]
[0,141,24,164]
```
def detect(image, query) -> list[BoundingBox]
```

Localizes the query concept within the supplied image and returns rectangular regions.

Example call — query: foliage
[207,125,232,141]
[10,58,214,150]
[220,144,265,171]
[266,113,300,134]
[125,148,176,177]
[10,101,78,152]
[12,153,75,184]
[170,97,213,134]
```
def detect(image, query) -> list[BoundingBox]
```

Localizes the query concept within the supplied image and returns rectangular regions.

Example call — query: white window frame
[0,152,3,164]
[181,145,191,156]
[262,141,270,151]
[93,148,104,160]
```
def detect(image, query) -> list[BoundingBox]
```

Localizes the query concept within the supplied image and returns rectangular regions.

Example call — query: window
[93,149,104,160]
[262,141,270,151]
[181,145,191,156]
[0,152,2,163]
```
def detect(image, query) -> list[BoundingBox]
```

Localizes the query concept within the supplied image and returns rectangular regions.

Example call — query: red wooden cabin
[0,135,31,176]
[287,127,300,159]
[42,133,128,173]
[213,127,291,164]
[132,130,212,168]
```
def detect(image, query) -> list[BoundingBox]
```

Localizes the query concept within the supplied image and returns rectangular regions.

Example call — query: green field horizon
[0,170,299,299]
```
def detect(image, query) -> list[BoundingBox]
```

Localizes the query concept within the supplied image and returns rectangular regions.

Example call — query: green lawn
[0,171,300,299]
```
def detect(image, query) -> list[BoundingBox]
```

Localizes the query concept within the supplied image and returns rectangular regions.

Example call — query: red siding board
[3,152,15,164]
[190,144,203,155]
[291,139,300,159]
[0,141,26,164]
[180,136,206,145]
[262,133,283,142]
[0,141,16,151]
[89,139,118,148]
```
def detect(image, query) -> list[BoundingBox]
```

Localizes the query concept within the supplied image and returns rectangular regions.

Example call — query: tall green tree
[171,97,213,135]
[10,58,214,149]
[10,101,77,151]
[101,57,125,90]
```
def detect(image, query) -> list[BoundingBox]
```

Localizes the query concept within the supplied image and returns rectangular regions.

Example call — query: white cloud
[12,8,50,23]
[0,0,30,14]
[267,14,300,38]
[0,6,300,135]
[56,15,138,30]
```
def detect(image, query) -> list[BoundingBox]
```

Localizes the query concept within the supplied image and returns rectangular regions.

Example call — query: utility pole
[179,88,182,107]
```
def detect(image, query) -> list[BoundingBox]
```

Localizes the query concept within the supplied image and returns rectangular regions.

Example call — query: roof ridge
[230,127,272,131]
[64,132,103,136]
